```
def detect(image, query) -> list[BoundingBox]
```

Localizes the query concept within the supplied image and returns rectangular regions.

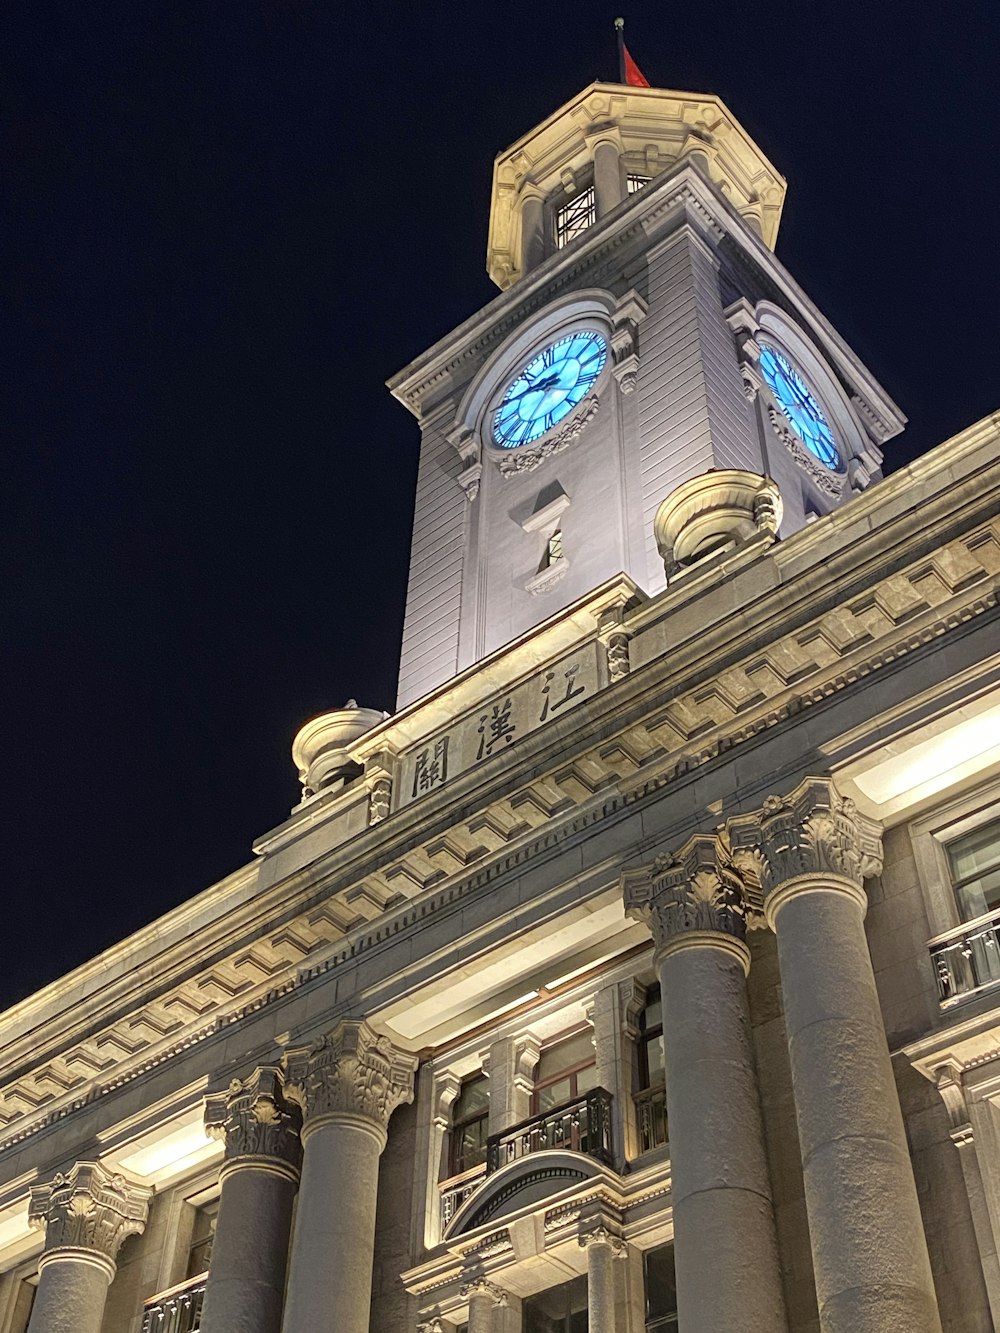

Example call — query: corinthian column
[460,1277,507,1333]
[200,1065,303,1333]
[280,1020,416,1333]
[622,834,787,1332]
[729,777,942,1333]
[579,1224,625,1333]
[27,1162,151,1333]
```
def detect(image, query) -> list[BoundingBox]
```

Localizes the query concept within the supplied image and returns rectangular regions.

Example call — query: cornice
[0,429,997,1154]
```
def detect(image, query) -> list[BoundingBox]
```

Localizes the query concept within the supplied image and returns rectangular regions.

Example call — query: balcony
[439,1164,487,1230]
[930,906,1000,1005]
[634,1085,668,1154]
[485,1087,614,1174]
[141,1275,207,1333]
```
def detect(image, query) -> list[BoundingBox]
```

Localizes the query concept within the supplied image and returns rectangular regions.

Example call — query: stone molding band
[36,1245,118,1281]
[762,872,869,930]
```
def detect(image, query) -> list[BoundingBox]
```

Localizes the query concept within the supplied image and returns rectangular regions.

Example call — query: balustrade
[141,1275,207,1333]
[485,1087,613,1173]
[439,1164,486,1230]
[930,906,1000,1003]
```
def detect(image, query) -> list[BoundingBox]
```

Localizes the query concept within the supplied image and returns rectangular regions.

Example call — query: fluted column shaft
[623,837,787,1332]
[200,1065,302,1333]
[26,1162,150,1333]
[732,778,942,1333]
[280,1021,416,1333]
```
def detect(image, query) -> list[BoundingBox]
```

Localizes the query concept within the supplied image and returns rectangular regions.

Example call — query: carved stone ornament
[766,404,845,499]
[622,832,749,953]
[460,1277,509,1308]
[368,775,392,825]
[727,776,883,898]
[416,1320,444,1333]
[204,1064,303,1177]
[28,1161,152,1265]
[497,397,600,476]
[284,1020,416,1139]
[610,290,648,395]
[579,1222,626,1256]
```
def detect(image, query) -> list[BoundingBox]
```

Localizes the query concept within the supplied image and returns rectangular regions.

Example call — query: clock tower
[389,82,902,709]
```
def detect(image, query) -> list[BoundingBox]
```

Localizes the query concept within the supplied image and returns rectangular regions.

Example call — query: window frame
[553,183,597,250]
[446,1073,490,1179]
[531,1026,597,1115]
[910,779,1000,938]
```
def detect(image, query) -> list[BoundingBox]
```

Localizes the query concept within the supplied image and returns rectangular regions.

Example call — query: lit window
[948,816,1000,922]
[448,1074,490,1177]
[627,173,651,194]
[524,1275,588,1332]
[187,1200,219,1278]
[555,186,596,249]
[644,1244,678,1329]
[637,986,664,1091]
[532,1028,596,1113]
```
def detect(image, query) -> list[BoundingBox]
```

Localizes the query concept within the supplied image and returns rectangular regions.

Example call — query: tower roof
[487,81,786,289]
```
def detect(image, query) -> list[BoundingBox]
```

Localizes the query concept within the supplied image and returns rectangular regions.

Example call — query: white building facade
[2,80,999,1333]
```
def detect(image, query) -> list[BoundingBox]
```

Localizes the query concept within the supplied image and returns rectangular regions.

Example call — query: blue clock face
[493,331,607,449]
[759,345,842,471]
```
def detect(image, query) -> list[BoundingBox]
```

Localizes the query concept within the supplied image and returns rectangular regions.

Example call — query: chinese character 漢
[538,664,585,723]
[411,736,450,798]
[477,697,516,760]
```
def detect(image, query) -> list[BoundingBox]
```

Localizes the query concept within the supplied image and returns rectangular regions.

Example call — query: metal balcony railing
[439,1164,487,1230]
[485,1087,614,1174]
[634,1085,668,1154]
[141,1274,207,1333]
[930,906,1000,1004]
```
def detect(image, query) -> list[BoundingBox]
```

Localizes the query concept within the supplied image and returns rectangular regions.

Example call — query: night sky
[4,3,999,1010]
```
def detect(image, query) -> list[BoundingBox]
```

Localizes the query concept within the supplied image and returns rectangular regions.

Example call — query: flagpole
[614,16,626,84]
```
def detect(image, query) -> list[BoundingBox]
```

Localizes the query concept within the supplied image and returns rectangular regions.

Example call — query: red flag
[623,43,650,87]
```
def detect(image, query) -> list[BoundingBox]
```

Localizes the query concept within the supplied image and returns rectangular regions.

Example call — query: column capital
[579,1222,626,1256]
[622,832,749,962]
[727,776,883,918]
[28,1161,151,1275]
[284,1019,417,1147]
[204,1064,303,1183]
[460,1276,508,1307]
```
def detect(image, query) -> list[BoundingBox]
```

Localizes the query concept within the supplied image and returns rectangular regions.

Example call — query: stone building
[2,78,1000,1333]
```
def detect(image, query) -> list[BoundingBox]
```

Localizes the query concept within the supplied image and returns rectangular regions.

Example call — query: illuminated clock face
[492,331,607,449]
[759,344,842,471]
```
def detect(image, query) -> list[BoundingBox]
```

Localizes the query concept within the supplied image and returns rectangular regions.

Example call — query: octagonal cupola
[486,81,786,289]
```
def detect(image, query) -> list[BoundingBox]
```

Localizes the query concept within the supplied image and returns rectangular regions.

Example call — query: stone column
[200,1065,303,1333]
[579,1224,624,1333]
[593,138,624,217]
[730,777,942,1333]
[623,835,787,1332]
[280,1020,416,1333]
[461,1277,507,1333]
[27,1162,151,1333]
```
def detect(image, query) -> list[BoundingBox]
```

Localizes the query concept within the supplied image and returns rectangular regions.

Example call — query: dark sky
[4,2,999,1009]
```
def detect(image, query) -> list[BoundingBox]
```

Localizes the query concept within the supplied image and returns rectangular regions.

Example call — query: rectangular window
[637,986,664,1090]
[644,1244,678,1329]
[948,816,1000,921]
[524,1274,588,1332]
[627,173,651,194]
[187,1200,219,1278]
[533,1028,597,1113]
[448,1074,490,1177]
[555,186,596,249]
[8,1278,37,1333]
